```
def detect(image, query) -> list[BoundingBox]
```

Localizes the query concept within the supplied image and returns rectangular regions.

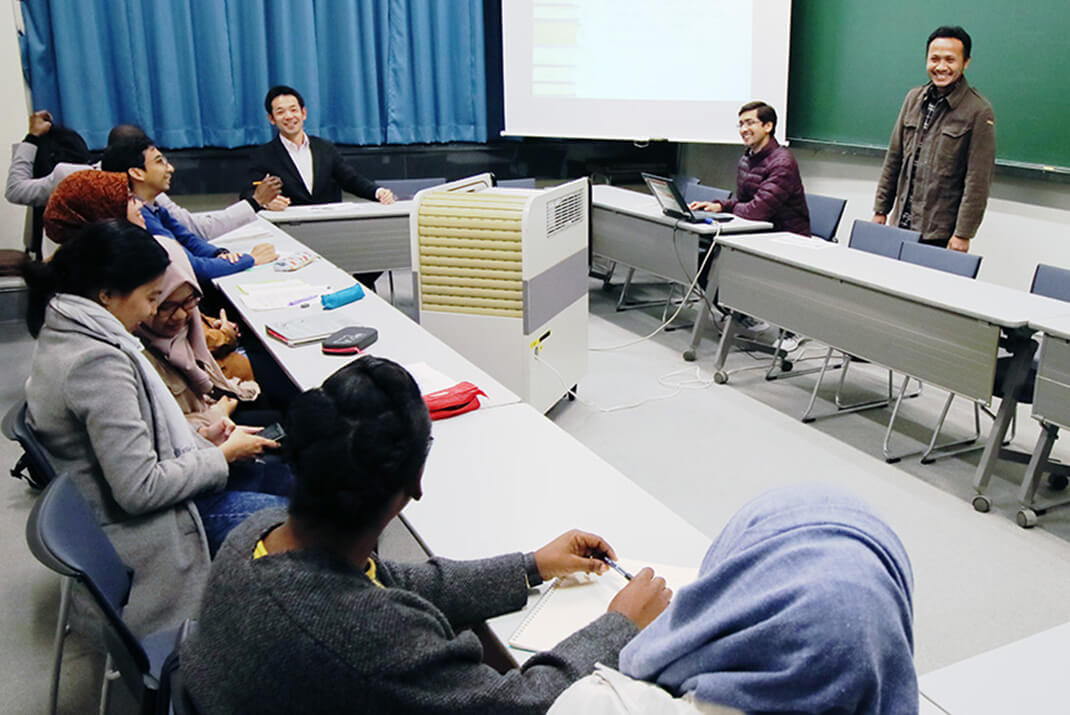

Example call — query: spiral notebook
[508,559,697,653]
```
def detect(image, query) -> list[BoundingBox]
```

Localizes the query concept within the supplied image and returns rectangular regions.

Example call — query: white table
[591,185,772,287]
[406,401,711,660]
[710,233,1070,505]
[1011,313,1070,526]
[263,200,413,274]
[919,621,1070,714]
[210,219,518,407]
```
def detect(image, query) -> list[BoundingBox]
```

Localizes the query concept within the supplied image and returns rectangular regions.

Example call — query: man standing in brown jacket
[873,26,995,252]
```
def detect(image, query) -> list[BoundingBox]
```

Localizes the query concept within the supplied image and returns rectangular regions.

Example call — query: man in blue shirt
[102,137,277,282]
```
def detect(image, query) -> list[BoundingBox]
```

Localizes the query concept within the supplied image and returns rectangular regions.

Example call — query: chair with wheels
[26,474,182,714]
[376,177,446,200]
[800,220,922,423]
[3,399,58,490]
[881,242,984,462]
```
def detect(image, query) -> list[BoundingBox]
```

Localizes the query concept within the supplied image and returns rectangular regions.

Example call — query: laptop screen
[641,173,689,219]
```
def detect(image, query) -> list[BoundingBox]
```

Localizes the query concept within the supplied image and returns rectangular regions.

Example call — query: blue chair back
[497,177,536,189]
[377,177,446,200]
[25,475,156,698]
[3,400,58,489]
[1031,264,1070,302]
[805,193,847,242]
[898,241,982,278]
[683,183,732,204]
[847,219,921,258]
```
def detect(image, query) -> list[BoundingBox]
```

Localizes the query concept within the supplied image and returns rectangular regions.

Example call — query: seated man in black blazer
[245,86,396,288]
[245,85,395,208]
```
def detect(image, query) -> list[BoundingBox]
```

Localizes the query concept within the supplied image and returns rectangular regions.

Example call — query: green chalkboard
[786,1,1070,172]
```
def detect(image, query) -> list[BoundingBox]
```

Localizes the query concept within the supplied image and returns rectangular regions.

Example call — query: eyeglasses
[737,118,763,129]
[157,293,200,318]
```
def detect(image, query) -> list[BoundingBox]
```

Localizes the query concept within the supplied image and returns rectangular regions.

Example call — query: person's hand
[948,235,970,252]
[375,187,396,205]
[205,396,239,422]
[198,416,236,446]
[28,110,53,137]
[250,242,278,265]
[689,200,721,213]
[872,213,887,225]
[252,174,283,207]
[212,307,239,339]
[534,529,616,580]
[126,197,147,228]
[265,195,291,211]
[219,425,278,462]
[218,251,243,264]
[607,567,672,630]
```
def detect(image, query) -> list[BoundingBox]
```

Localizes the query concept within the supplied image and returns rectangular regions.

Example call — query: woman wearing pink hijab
[136,237,260,429]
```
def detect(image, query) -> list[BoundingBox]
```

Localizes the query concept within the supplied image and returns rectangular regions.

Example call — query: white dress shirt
[280,132,314,195]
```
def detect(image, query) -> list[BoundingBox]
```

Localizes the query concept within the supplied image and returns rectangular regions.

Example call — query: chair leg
[882,375,920,462]
[388,270,396,304]
[1018,423,1059,508]
[801,348,836,422]
[99,654,115,715]
[615,268,637,310]
[47,577,73,715]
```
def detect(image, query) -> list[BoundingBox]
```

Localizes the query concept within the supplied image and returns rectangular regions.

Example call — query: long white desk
[710,233,1070,505]
[1011,313,1070,526]
[210,219,518,407]
[591,185,772,287]
[919,621,1070,714]
[407,401,711,661]
[263,200,413,274]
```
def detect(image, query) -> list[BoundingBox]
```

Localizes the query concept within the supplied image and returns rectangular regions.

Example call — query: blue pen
[596,554,633,580]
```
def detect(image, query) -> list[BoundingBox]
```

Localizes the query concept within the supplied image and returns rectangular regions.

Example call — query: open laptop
[641,173,733,224]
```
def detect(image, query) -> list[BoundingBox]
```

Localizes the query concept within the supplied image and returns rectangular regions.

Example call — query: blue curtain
[19,0,487,150]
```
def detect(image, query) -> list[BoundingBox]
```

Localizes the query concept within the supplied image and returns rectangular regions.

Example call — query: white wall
[681,143,1070,291]
[0,2,30,251]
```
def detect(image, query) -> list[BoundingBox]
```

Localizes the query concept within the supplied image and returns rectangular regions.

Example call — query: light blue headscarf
[620,484,917,714]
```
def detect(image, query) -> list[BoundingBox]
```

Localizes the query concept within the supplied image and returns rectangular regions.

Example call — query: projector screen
[501,0,792,144]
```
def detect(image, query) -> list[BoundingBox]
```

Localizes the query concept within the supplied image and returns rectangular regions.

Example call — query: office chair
[377,177,446,200]
[496,177,536,189]
[882,242,984,462]
[3,399,58,490]
[682,183,732,205]
[25,474,181,715]
[800,220,923,423]
[804,193,847,242]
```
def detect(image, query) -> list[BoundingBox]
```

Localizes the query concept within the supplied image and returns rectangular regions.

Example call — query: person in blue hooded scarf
[551,484,918,715]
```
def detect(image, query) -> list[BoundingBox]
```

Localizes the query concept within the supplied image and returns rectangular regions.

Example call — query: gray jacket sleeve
[66,347,228,515]
[6,143,96,207]
[156,193,256,240]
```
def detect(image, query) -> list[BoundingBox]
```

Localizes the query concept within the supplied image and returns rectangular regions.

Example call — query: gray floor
[4,273,1070,712]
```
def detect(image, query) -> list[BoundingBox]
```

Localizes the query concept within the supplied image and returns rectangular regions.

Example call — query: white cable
[590,220,722,352]
[533,350,684,413]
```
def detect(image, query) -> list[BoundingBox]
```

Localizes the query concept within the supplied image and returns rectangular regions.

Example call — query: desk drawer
[591,208,697,284]
[719,249,999,401]
[1034,335,1070,429]
[280,216,411,273]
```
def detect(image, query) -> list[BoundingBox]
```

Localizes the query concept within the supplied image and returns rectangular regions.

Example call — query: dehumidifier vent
[546,190,585,237]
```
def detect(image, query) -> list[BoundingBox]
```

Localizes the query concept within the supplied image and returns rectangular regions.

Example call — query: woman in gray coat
[22,220,283,637]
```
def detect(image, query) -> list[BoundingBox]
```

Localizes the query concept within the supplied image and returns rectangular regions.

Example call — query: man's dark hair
[927,26,972,60]
[100,136,154,173]
[264,85,306,115]
[284,356,432,534]
[107,124,148,147]
[739,101,778,135]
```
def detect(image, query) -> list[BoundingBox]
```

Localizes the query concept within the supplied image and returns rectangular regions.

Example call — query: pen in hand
[594,553,633,580]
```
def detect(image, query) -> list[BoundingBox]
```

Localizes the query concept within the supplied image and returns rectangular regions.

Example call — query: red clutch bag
[423,382,486,420]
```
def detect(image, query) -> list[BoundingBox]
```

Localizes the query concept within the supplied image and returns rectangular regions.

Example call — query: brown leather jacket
[874,78,996,241]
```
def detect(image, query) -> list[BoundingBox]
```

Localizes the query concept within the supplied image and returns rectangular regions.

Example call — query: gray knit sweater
[182,509,639,714]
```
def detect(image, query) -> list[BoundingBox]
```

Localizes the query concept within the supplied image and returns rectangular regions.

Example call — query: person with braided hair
[183,356,674,714]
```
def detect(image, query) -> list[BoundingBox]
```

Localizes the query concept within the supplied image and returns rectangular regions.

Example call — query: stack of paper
[235,279,329,311]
